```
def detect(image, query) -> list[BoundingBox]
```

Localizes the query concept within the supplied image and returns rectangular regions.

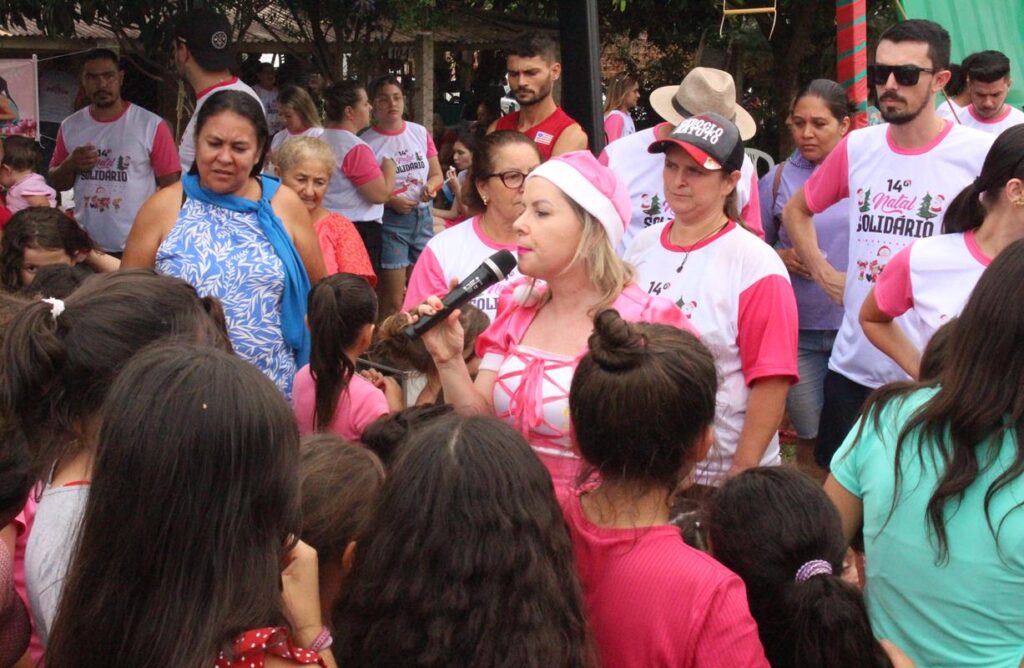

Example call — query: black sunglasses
[868,64,937,87]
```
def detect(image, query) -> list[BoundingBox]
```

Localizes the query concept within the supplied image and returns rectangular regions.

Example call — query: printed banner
[0,59,39,138]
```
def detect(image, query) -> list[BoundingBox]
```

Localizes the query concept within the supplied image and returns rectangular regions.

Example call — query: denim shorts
[381,205,433,270]
[786,329,837,440]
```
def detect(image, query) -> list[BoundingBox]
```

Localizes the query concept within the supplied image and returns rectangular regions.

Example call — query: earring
[482,194,489,206]
[1012,195,1024,208]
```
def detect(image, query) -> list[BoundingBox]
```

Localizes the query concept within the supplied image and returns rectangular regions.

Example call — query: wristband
[309,626,333,652]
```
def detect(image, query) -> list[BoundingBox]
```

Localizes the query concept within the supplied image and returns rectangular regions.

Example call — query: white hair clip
[41,297,66,320]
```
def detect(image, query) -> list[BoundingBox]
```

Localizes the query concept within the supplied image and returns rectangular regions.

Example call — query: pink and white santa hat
[525,150,632,250]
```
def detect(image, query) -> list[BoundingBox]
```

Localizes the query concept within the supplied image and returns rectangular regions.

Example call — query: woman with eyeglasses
[404,131,539,322]
[412,150,696,491]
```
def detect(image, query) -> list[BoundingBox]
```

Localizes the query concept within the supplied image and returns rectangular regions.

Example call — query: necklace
[675,219,730,273]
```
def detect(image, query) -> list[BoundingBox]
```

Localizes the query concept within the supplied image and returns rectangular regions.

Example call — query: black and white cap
[648,112,746,173]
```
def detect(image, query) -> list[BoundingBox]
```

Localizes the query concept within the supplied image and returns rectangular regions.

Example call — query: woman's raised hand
[411,295,466,367]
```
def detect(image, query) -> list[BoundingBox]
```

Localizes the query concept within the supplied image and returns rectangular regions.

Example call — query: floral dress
[156,194,295,394]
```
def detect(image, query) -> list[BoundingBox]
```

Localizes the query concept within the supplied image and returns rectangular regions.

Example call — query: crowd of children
[0,13,1022,668]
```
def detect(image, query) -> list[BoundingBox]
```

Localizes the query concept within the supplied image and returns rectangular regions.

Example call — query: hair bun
[587,309,646,371]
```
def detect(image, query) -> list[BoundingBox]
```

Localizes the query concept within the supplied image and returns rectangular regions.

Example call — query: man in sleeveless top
[488,34,587,160]
[49,49,180,255]
[783,19,993,470]
[174,7,265,172]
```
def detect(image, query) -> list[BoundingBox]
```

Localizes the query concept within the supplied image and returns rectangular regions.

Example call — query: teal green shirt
[832,388,1024,668]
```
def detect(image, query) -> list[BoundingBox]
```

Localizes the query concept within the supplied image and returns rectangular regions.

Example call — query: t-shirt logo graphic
[674,296,698,318]
[856,187,872,213]
[534,131,554,146]
[916,192,945,220]
[211,31,228,50]
[856,245,892,283]
[641,193,662,215]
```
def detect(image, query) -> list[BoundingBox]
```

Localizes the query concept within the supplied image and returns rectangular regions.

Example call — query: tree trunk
[771,1,819,156]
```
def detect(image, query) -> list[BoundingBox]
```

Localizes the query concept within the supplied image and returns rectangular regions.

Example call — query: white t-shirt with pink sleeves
[938,102,1024,136]
[624,221,798,485]
[320,128,384,223]
[803,121,993,388]
[402,215,520,321]
[291,365,389,442]
[269,126,324,155]
[873,230,990,352]
[601,127,763,256]
[477,281,697,491]
[51,102,180,251]
[362,121,437,209]
[603,109,635,143]
[178,77,265,172]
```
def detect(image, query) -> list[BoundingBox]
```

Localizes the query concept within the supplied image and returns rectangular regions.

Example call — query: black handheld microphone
[403,250,517,340]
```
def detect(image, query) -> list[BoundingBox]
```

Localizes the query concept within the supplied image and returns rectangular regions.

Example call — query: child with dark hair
[708,467,900,668]
[299,433,384,619]
[0,207,118,291]
[0,270,231,641]
[564,309,769,666]
[828,239,1024,666]
[360,404,454,467]
[371,304,489,405]
[18,263,89,299]
[46,344,335,667]
[0,136,56,214]
[332,414,591,667]
[292,273,402,441]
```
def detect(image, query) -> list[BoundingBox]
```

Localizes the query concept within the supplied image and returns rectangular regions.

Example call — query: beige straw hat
[649,67,757,140]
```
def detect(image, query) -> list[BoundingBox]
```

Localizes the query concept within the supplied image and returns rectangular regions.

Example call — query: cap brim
[647,123,723,170]
[649,85,685,125]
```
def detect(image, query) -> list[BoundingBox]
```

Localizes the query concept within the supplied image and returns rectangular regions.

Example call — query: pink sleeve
[741,170,765,240]
[50,126,69,168]
[149,121,181,177]
[803,136,850,213]
[341,144,383,187]
[872,244,914,318]
[425,131,438,158]
[349,381,389,438]
[737,274,799,385]
[402,246,446,311]
[692,577,770,668]
[604,114,624,143]
[597,148,610,167]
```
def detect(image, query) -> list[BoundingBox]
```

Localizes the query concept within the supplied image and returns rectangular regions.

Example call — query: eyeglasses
[487,170,529,189]
[868,64,937,87]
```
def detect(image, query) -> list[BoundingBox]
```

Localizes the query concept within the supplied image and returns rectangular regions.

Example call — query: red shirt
[494,106,580,160]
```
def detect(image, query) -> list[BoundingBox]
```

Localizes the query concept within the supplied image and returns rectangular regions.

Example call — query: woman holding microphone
[413,151,694,490]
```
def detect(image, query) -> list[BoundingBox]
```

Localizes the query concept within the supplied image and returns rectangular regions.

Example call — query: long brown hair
[853,239,1024,563]
[307,274,378,430]
[46,344,302,668]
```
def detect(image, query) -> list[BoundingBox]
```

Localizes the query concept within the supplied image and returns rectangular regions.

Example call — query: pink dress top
[476,281,697,489]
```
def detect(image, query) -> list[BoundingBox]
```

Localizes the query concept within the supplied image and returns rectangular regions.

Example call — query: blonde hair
[527,196,633,315]
[278,85,322,128]
[602,75,637,114]
[275,137,336,179]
